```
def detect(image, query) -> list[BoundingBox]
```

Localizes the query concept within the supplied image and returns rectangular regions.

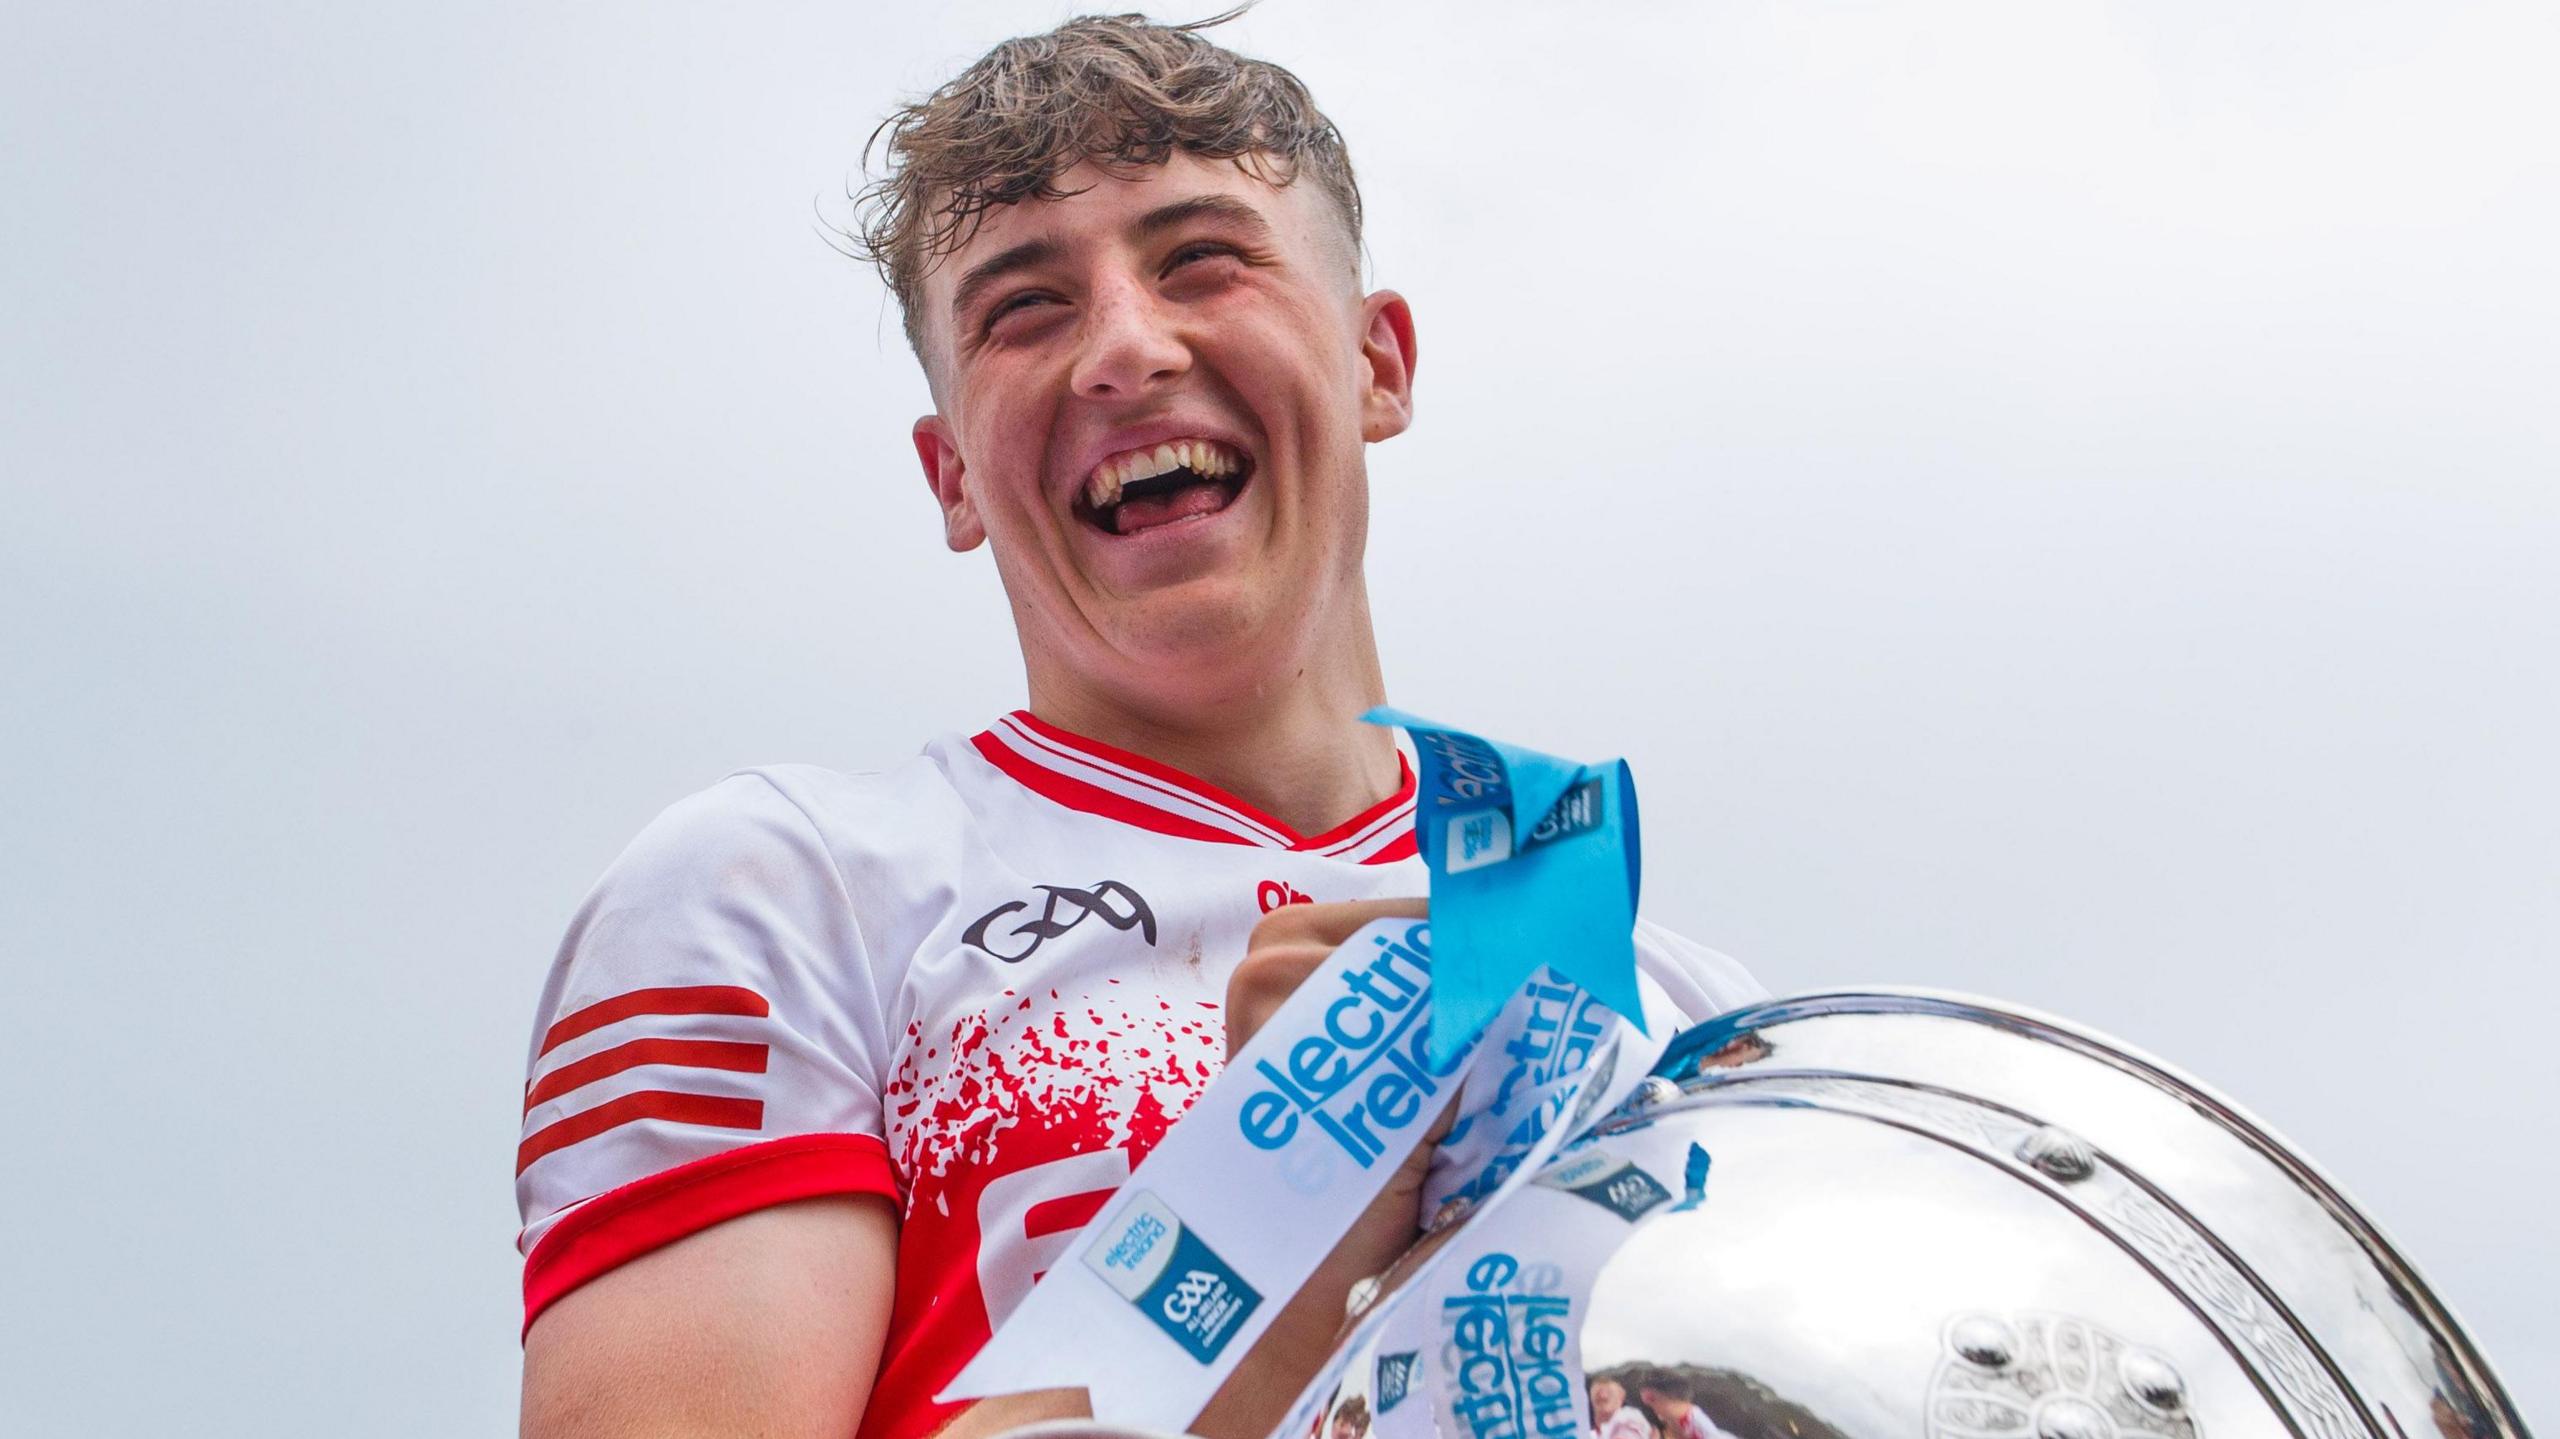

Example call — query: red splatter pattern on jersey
[860,986,1229,1439]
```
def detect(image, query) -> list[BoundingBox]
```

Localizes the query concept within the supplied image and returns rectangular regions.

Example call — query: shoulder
[601,771,826,891]
[593,751,966,889]
[1632,916,1770,1025]
[556,752,972,984]
[730,747,987,856]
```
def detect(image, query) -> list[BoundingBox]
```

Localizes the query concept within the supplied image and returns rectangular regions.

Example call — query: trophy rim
[1643,986,2532,1438]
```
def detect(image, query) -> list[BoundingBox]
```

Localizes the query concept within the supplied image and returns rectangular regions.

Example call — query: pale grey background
[4,1,2552,1433]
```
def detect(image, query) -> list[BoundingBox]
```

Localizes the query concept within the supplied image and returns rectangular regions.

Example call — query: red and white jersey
[1675,1406,1737,1439]
[515,712,1763,1439]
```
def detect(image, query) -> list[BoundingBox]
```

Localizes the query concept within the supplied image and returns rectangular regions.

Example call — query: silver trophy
[1363,990,2529,1439]
[1001,990,2531,1439]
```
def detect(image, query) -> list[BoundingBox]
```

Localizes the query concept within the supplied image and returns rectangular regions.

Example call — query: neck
[1026,610,1399,838]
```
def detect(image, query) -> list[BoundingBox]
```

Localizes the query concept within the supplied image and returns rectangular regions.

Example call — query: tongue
[1112,479,1230,535]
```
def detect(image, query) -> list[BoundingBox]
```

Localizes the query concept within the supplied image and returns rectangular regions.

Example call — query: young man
[513,16,1761,1438]
[1589,1374,1654,1439]
[1638,1373,1735,1439]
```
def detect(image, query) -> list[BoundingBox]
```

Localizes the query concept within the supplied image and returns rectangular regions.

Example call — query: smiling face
[910,152,1416,722]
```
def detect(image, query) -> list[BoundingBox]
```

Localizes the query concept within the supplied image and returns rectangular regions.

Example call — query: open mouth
[1075,437,1252,537]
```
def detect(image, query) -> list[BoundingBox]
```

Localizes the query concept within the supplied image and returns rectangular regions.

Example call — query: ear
[913,414,985,552]
[1356,289,1418,443]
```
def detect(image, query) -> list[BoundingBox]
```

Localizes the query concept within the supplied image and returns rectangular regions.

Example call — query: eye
[1165,240,1240,272]
[981,290,1059,335]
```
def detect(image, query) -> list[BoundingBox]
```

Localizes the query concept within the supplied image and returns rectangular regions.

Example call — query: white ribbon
[1265,1131,1697,1439]
[943,917,1675,1432]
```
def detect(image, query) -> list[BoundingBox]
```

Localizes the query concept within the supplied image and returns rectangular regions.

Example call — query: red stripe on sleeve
[523,1038,770,1113]
[516,1090,764,1175]
[538,985,769,1057]
[521,1133,898,1339]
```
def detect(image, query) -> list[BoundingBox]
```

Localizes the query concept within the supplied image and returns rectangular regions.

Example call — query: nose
[1069,274,1189,399]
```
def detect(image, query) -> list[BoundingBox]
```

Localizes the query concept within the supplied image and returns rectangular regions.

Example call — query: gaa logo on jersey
[1082,1190,1262,1363]
[962,880,1157,963]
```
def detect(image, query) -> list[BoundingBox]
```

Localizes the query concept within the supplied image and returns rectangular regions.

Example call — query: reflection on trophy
[1380,990,2529,1439]
[993,989,2530,1439]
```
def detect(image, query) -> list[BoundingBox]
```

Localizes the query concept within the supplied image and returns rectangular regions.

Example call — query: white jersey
[514,712,1764,1439]
[1596,1407,1655,1439]
[1676,1407,1735,1439]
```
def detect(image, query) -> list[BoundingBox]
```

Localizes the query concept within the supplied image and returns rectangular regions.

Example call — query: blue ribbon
[1363,707,1646,1067]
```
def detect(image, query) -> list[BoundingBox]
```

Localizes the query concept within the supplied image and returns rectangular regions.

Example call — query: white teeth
[1083,437,1242,510]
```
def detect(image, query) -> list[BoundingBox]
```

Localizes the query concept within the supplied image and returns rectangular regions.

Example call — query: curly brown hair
[850,9,1364,353]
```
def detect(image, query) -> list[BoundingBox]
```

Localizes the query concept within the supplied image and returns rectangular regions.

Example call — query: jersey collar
[970,710,1418,864]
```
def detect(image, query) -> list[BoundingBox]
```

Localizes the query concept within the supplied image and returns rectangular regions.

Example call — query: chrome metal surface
[1628,1074,1684,1112]
[1323,990,2530,1439]
[1344,1273,1383,1320]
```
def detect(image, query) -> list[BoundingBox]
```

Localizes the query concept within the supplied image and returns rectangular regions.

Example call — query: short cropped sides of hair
[848,9,1365,354]
[1641,1370,1696,1404]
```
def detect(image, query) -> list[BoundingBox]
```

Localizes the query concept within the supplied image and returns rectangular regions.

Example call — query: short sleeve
[1632,917,1769,1025]
[513,774,898,1333]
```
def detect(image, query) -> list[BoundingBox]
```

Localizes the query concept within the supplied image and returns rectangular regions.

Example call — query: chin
[1099,583,1288,674]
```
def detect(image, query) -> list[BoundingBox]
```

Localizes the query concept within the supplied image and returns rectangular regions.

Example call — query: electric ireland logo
[1081,1190,1262,1363]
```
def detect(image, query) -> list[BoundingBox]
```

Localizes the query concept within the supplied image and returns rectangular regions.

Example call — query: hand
[1192,898,1447,1438]
[1222,897,1430,1053]
[939,902,1439,1439]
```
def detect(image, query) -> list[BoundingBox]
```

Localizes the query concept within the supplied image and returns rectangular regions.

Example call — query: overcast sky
[5,1,2553,1432]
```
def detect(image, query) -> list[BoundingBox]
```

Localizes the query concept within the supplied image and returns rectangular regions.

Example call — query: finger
[1246,896,1427,954]
[1226,899,1428,1054]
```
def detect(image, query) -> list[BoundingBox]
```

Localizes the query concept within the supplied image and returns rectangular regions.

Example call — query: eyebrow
[950,236,1064,328]
[947,194,1279,326]
[1131,192,1275,243]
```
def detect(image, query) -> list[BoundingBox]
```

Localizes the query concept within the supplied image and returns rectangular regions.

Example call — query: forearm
[926,1390,1094,1438]
[1190,1167,1425,1438]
